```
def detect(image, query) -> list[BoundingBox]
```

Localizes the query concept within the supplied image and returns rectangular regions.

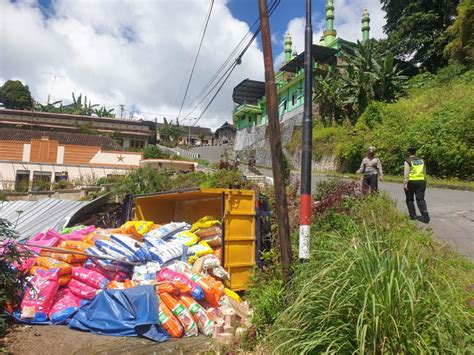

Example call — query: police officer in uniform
[404,147,430,223]
[356,146,384,193]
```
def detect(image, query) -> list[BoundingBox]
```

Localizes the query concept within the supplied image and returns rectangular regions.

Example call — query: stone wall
[234,105,339,172]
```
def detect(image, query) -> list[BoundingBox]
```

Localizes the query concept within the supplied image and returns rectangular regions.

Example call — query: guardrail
[175,147,200,160]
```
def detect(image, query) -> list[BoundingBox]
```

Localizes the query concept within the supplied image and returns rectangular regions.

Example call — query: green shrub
[143,145,168,159]
[0,220,30,337]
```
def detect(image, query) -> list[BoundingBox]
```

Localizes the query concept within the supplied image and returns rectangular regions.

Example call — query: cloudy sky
[0,0,386,129]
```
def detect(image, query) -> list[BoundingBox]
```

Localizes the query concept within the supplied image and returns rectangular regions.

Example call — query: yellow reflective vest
[408,158,425,181]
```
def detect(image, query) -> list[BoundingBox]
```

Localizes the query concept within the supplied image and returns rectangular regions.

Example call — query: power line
[177,0,214,118]
[189,0,281,125]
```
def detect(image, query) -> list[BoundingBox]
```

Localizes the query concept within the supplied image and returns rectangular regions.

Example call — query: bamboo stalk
[22,243,140,266]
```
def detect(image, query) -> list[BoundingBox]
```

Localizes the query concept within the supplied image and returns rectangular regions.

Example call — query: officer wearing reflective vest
[404,147,430,223]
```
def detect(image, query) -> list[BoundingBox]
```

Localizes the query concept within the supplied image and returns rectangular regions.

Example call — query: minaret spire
[284,32,293,63]
[361,8,371,42]
[323,0,337,46]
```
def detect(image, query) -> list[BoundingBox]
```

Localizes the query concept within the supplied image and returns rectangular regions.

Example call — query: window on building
[15,170,30,192]
[280,98,287,111]
[292,92,298,106]
[32,171,52,191]
[130,139,145,149]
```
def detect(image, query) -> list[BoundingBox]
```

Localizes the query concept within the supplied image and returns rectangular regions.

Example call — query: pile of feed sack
[2,217,251,342]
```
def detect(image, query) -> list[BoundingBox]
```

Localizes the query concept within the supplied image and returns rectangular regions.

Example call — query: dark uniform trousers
[405,180,428,218]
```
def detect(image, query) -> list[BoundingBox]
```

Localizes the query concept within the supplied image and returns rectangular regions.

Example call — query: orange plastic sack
[40,250,87,263]
[29,265,48,276]
[58,240,93,252]
[124,279,138,289]
[179,294,214,336]
[188,272,223,307]
[158,298,183,338]
[58,274,71,286]
[111,226,141,240]
[156,281,192,296]
[35,257,72,275]
[161,292,198,337]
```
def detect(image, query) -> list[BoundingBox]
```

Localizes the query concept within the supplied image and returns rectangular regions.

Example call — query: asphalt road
[191,147,473,258]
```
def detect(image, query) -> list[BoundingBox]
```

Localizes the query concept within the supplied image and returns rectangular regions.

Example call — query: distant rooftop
[0,127,122,151]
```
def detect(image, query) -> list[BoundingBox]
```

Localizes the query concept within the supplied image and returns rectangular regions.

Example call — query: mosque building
[232,1,371,130]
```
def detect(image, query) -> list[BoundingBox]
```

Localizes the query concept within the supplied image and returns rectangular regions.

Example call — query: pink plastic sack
[58,226,96,241]
[84,260,128,282]
[48,288,83,324]
[0,241,35,272]
[68,278,99,300]
[71,267,109,289]
[27,230,62,252]
[20,268,60,322]
[157,268,204,301]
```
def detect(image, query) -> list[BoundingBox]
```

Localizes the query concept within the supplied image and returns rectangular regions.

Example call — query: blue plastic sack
[68,285,169,342]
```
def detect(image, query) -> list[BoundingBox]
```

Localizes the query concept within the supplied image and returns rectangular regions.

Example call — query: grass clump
[247,180,473,353]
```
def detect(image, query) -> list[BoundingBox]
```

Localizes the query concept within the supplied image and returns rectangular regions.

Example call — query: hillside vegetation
[288,65,474,179]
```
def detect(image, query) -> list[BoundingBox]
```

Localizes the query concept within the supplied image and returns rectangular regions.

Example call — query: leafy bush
[313,178,361,216]
[143,145,168,159]
[253,193,473,353]
[0,220,29,337]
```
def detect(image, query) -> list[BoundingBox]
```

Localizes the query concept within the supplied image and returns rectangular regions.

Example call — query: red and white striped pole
[299,0,313,260]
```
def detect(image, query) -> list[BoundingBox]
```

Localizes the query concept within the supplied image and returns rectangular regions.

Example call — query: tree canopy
[381,0,460,71]
[445,0,474,67]
[0,80,33,110]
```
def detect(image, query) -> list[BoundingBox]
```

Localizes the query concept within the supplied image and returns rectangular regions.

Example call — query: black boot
[422,212,430,223]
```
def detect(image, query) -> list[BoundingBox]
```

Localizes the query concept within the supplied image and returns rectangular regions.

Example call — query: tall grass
[252,193,473,353]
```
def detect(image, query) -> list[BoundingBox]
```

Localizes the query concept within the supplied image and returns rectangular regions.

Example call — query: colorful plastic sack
[40,250,86,263]
[199,234,222,248]
[95,239,137,262]
[195,225,222,239]
[68,278,99,300]
[160,292,198,337]
[158,298,184,338]
[29,265,48,275]
[58,274,72,286]
[179,294,214,336]
[48,288,84,324]
[144,222,190,241]
[188,241,213,263]
[169,263,223,307]
[132,262,161,282]
[84,259,129,282]
[27,229,62,252]
[86,247,131,273]
[156,281,192,296]
[148,240,188,266]
[173,231,199,246]
[20,268,60,322]
[157,268,204,301]
[71,267,109,289]
[35,256,72,275]
[225,288,242,303]
[190,217,221,233]
[110,234,149,262]
[58,240,93,252]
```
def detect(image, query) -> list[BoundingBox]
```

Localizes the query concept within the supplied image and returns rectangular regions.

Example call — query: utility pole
[257,0,292,283]
[120,104,125,120]
[299,0,313,260]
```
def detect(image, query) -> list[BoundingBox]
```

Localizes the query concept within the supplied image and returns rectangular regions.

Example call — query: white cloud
[276,0,386,68]
[0,0,264,129]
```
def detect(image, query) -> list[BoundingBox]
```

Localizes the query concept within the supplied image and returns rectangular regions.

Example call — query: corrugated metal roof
[0,197,105,241]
